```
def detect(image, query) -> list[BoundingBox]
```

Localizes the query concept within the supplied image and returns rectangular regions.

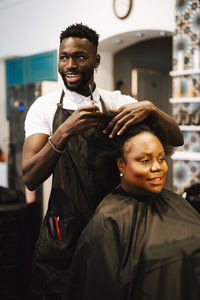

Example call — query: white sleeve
[114,91,137,109]
[24,99,53,139]
[99,89,137,110]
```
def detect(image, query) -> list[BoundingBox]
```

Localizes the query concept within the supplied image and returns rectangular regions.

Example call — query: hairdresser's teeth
[66,73,81,83]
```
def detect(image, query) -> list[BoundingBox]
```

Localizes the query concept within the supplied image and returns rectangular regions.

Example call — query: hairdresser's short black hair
[60,23,99,49]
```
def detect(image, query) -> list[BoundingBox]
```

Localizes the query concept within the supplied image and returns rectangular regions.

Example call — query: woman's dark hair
[60,23,99,50]
[88,111,174,194]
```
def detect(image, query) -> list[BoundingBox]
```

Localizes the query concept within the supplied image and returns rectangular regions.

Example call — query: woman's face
[117,131,168,196]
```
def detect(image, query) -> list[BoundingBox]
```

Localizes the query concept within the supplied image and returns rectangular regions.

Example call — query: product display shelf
[170,97,200,132]
[179,125,200,131]
[169,97,200,103]
[170,68,200,161]
[169,68,200,77]
[171,151,200,161]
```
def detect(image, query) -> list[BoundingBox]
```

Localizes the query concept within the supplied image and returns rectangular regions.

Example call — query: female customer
[63,114,200,300]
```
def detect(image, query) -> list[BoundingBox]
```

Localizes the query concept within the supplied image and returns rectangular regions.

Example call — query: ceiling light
[160,31,166,36]
[136,32,143,38]
[114,38,122,44]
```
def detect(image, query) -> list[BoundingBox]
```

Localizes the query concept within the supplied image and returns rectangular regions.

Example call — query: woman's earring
[120,173,123,177]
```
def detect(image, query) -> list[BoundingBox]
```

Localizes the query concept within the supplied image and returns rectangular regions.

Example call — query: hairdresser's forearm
[22,146,60,191]
[22,130,70,191]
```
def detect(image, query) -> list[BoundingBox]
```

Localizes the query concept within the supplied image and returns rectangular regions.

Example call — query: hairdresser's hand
[61,105,105,137]
[103,101,153,138]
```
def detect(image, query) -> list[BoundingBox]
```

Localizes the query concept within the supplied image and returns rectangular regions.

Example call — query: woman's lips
[148,177,163,185]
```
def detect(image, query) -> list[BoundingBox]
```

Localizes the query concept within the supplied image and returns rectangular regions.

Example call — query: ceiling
[99,30,172,54]
[0,0,29,10]
[0,1,172,55]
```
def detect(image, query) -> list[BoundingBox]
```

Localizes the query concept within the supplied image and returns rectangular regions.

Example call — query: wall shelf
[179,125,200,131]
[169,69,200,77]
[169,97,200,103]
[172,151,200,161]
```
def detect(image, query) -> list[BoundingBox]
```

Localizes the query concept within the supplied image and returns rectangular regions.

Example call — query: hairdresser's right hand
[60,105,105,137]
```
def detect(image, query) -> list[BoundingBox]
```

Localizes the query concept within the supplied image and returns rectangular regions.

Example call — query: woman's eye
[159,157,166,162]
[140,159,149,163]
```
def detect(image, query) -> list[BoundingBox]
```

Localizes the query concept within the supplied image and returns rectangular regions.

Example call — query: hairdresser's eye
[76,55,87,62]
[60,55,68,61]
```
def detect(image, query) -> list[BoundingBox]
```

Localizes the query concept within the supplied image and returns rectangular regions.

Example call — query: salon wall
[0,60,7,150]
[0,0,176,95]
[0,59,8,188]
[0,0,175,58]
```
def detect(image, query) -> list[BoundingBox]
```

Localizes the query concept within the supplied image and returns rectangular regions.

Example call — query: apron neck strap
[99,96,107,113]
[57,89,65,108]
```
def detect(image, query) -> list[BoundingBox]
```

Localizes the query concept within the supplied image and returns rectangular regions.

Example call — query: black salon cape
[63,187,200,300]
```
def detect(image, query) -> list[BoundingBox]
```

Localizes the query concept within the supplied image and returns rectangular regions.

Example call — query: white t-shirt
[24,86,137,139]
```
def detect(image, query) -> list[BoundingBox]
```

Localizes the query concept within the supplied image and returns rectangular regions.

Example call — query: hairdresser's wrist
[49,127,71,151]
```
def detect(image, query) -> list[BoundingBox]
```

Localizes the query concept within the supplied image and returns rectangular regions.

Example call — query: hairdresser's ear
[95,54,101,68]
[117,157,125,174]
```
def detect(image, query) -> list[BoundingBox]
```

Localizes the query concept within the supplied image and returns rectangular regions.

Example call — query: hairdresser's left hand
[103,101,153,138]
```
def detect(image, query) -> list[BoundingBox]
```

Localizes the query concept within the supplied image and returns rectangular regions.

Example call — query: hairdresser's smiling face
[58,37,100,96]
[117,132,168,196]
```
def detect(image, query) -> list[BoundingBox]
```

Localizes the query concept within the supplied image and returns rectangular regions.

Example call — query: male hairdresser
[22,23,183,300]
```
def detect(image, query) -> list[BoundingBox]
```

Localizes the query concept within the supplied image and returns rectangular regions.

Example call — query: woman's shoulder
[160,188,200,221]
[97,190,133,215]
[90,190,137,232]
[81,192,133,242]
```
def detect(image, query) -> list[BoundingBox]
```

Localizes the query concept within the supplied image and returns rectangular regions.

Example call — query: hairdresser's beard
[60,67,94,95]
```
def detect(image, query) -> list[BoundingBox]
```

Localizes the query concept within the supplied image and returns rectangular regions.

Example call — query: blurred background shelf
[169,69,200,77]
[179,125,200,131]
[172,151,200,161]
[169,97,200,103]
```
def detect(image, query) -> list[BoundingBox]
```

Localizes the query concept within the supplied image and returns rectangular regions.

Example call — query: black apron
[32,90,107,300]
